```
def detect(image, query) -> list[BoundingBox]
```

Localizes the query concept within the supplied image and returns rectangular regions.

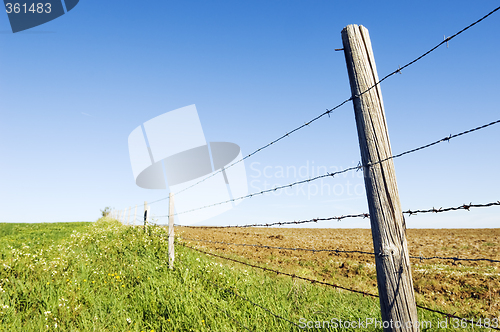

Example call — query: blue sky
[1,0,499,228]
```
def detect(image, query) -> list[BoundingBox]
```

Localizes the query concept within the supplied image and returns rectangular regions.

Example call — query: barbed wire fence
[180,243,500,331]
[108,5,500,331]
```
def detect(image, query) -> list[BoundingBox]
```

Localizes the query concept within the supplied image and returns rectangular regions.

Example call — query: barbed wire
[181,243,500,330]
[174,251,296,330]
[163,119,500,217]
[138,5,500,209]
[413,304,500,331]
[372,119,500,168]
[179,236,375,255]
[411,255,500,264]
[355,5,500,100]
[210,301,253,332]
[404,201,500,216]
[171,200,500,228]
[196,288,253,332]
[148,195,170,205]
[179,236,500,264]
[174,213,369,228]
[196,273,299,328]
[181,243,378,298]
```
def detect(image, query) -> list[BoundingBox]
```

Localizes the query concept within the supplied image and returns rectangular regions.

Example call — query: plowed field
[177,227,500,319]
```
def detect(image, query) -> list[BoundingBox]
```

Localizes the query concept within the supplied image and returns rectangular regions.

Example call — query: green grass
[0,222,91,247]
[0,219,486,331]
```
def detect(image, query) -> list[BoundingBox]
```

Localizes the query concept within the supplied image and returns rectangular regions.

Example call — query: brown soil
[177,227,500,319]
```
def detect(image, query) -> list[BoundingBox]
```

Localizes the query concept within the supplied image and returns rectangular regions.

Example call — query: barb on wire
[142,5,500,208]
[404,201,500,216]
[166,117,499,218]
[181,243,500,330]
[180,236,500,264]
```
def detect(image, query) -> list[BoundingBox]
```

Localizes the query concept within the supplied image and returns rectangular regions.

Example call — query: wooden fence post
[168,193,175,269]
[341,24,419,331]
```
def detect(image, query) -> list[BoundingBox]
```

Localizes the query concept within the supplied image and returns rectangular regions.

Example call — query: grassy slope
[0,220,485,331]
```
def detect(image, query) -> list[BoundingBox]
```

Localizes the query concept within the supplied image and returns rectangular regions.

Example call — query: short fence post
[341,24,419,331]
[127,206,131,225]
[168,193,175,269]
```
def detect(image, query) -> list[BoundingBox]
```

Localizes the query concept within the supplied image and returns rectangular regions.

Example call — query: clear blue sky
[1,0,499,228]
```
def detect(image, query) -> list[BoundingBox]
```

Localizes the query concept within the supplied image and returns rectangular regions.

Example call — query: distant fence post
[341,24,419,331]
[127,206,131,225]
[144,201,149,232]
[133,205,137,226]
[168,193,175,269]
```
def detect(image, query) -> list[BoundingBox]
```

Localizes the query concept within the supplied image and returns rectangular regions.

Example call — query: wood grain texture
[168,193,175,269]
[341,24,419,331]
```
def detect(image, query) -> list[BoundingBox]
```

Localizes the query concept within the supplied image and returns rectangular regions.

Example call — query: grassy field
[0,220,496,331]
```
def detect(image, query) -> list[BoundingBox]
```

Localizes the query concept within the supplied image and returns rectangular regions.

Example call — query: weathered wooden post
[168,193,175,269]
[341,25,419,331]
[127,206,131,225]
